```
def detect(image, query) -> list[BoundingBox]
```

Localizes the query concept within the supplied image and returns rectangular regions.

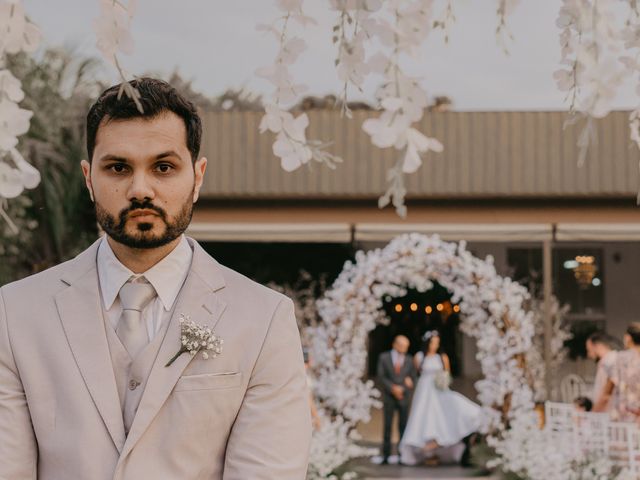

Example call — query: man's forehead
[93,112,189,157]
[97,111,186,135]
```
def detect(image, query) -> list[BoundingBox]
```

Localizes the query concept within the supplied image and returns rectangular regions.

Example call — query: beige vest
[104,319,168,434]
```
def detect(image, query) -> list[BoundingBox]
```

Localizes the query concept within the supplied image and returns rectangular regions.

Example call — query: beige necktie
[116,280,156,359]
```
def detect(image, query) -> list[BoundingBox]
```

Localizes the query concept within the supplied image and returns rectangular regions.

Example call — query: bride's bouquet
[434,371,451,391]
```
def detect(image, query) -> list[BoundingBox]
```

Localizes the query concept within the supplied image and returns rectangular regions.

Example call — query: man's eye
[109,164,127,173]
[156,163,173,173]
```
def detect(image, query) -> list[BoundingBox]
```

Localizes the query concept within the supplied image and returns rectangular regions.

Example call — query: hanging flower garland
[257,1,523,218]
[310,233,538,470]
[0,0,41,232]
[495,0,521,53]
[256,0,342,172]
[360,1,444,217]
[329,0,381,118]
[554,0,627,166]
[93,0,142,111]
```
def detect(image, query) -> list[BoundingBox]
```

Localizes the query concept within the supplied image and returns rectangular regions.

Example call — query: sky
[23,1,639,111]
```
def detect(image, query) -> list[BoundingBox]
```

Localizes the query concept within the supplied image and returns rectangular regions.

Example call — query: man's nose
[126,171,155,201]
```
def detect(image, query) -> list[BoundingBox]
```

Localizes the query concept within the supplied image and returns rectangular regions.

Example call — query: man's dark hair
[587,331,609,346]
[86,77,202,162]
[589,331,621,350]
[573,396,593,412]
[627,322,640,345]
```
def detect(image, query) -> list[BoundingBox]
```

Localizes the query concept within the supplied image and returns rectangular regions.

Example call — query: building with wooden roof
[190,108,640,387]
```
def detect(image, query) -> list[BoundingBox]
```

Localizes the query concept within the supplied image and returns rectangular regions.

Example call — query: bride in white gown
[399,330,481,465]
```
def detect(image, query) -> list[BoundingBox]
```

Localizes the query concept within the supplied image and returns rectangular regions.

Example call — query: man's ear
[193,157,208,203]
[80,159,94,202]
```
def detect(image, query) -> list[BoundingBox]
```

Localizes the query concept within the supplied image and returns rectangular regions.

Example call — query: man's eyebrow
[97,154,128,163]
[96,151,183,163]
[155,150,182,160]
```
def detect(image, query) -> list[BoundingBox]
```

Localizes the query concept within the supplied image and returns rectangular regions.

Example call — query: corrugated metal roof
[198,110,640,199]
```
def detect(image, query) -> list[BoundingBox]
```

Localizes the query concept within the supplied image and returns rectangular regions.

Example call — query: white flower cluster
[525,293,572,402]
[490,411,634,480]
[0,1,40,229]
[328,0,381,118]
[257,1,341,172]
[178,314,223,360]
[306,414,375,480]
[360,1,443,217]
[311,233,538,472]
[93,0,142,111]
[434,370,451,391]
[619,6,640,167]
[554,0,628,165]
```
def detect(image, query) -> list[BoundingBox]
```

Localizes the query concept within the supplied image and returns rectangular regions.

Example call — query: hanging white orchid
[0,0,40,232]
[93,0,142,111]
[329,0,381,117]
[0,97,31,151]
[0,1,40,57]
[554,0,626,165]
[93,0,136,66]
[257,1,341,172]
[361,2,442,217]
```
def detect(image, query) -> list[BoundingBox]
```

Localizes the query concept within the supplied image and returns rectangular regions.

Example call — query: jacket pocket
[173,372,242,392]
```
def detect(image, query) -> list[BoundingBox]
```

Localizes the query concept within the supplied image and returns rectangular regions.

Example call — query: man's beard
[95,195,193,249]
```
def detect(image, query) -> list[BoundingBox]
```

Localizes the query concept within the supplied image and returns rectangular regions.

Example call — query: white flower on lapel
[165,314,223,367]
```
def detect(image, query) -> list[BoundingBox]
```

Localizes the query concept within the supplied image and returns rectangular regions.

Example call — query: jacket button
[129,379,140,390]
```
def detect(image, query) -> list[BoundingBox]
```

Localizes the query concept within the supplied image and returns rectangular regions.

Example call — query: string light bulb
[436,303,444,312]
[410,303,418,312]
[395,304,403,313]
[425,306,432,314]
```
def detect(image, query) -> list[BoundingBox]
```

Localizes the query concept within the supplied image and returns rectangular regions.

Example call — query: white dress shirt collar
[97,235,193,311]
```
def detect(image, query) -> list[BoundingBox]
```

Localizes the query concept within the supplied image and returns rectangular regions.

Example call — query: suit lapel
[119,240,227,460]
[55,240,127,453]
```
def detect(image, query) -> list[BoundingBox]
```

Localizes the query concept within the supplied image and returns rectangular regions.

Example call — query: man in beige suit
[0,78,312,479]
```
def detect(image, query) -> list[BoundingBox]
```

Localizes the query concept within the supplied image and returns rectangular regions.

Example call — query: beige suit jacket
[0,238,311,479]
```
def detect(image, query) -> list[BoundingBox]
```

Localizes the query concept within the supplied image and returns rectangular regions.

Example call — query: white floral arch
[310,233,537,449]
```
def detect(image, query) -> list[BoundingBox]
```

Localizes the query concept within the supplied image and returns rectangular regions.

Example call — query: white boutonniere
[165,314,224,367]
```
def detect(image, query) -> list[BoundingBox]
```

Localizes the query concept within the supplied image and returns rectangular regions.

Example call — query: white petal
[280,153,303,172]
[273,136,295,158]
[402,145,422,173]
[381,97,404,112]
[406,128,443,153]
[367,52,389,74]
[0,161,24,198]
[11,148,40,189]
[0,70,25,102]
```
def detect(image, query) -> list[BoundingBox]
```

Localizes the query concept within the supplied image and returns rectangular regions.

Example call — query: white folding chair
[631,425,640,478]
[559,374,587,403]
[607,421,640,476]
[573,410,609,457]
[545,401,577,456]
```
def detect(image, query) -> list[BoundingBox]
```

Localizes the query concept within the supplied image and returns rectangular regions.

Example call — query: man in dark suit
[376,335,417,464]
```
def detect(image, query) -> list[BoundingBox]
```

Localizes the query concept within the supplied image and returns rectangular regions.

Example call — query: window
[507,246,605,317]
[553,247,605,317]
